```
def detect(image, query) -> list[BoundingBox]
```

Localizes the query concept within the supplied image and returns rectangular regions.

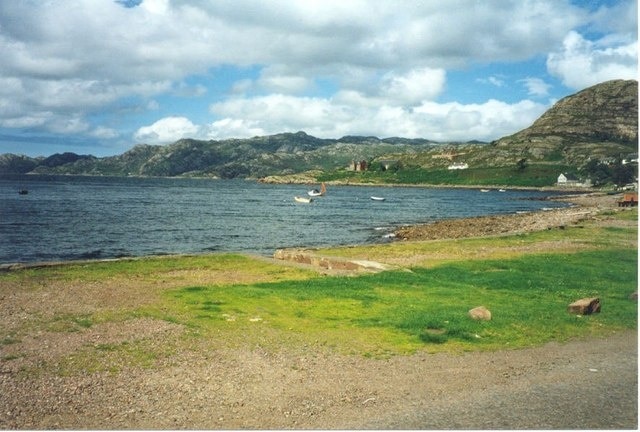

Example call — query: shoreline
[7,170,616,193]
[1,190,626,271]
[393,191,621,241]
[0,191,635,429]
[259,175,598,193]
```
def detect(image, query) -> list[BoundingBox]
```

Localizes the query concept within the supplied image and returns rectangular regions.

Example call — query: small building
[557,173,580,187]
[378,159,399,171]
[448,162,468,170]
[350,160,368,171]
[621,182,638,191]
[618,192,638,207]
[557,173,591,188]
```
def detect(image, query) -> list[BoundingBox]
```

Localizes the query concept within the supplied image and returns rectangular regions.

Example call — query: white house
[448,162,468,170]
[557,173,591,187]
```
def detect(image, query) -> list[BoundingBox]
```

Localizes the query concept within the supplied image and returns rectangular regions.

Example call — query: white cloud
[0,0,633,154]
[90,126,119,140]
[380,68,446,105]
[208,94,343,138]
[172,82,207,98]
[488,76,506,87]
[0,1,584,96]
[256,67,313,94]
[207,118,267,139]
[134,116,201,144]
[547,31,638,89]
[411,99,546,141]
[207,93,547,142]
[519,77,552,97]
[589,0,637,35]
[48,116,90,135]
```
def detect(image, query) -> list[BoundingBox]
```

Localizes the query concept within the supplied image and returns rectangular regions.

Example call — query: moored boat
[308,182,327,197]
[294,196,313,203]
[370,196,386,201]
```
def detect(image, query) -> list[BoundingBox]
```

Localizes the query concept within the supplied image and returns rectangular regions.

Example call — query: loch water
[0,175,571,264]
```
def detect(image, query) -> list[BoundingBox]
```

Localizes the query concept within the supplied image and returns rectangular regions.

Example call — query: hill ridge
[1,79,637,180]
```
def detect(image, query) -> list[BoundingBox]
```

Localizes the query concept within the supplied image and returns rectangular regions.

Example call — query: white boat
[308,182,326,197]
[370,196,386,201]
[294,196,313,203]
[498,188,506,192]
[480,189,491,192]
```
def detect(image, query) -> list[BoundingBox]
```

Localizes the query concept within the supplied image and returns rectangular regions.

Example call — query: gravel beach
[394,191,625,241]
[0,191,637,429]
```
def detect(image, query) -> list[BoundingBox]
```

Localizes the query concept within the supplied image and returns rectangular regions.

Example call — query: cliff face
[521,79,637,144]
[491,79,638,165]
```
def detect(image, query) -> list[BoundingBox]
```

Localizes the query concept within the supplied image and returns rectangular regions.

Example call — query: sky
[0,0,637,157]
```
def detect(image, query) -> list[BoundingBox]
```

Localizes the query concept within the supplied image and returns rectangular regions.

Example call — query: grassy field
[318,164,574,187]
[150,249,636,358]
[1,209,636,370]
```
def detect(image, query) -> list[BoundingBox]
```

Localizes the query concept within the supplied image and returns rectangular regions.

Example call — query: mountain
[2,132,435,178]
[489,79,638,165]
[0,154,40,174]
[382,79,638,171]
[1,79,636,179]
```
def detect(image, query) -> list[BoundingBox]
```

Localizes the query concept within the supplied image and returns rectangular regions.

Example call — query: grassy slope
[318,164,574,187]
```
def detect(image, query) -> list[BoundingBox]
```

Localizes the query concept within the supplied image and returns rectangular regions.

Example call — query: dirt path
[1,329,636,429]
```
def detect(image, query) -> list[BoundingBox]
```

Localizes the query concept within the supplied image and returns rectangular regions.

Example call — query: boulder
[468,306,492,321]
[567,297,601,315]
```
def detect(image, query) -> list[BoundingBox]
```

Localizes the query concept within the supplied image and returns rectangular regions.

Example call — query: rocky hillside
[1,79,636,178]
[378,79,637,171]
[488,79,637,165]
[0,132,435,178]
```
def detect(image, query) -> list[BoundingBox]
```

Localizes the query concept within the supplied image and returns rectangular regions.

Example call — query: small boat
[18,189,28,195]
[308,182,326,197]
[294,196,313,203]
[498,188,506,192]
[370,196,386,201]
[480,189,491,193]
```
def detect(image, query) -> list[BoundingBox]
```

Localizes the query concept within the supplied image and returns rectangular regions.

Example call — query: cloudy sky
[0,0,637,157]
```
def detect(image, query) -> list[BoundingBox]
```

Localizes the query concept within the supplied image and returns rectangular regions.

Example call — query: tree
[581,159,610,185]
[516,158,527,171]
[610,161,635,186]
[581,158,636,186]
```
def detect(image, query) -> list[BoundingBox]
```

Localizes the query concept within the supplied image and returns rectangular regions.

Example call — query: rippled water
[0,175,570,263]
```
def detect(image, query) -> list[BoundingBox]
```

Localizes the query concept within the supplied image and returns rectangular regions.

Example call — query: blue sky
[0,0,636,157]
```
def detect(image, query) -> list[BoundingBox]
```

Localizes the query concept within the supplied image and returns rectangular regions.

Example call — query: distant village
[349,152,638,191]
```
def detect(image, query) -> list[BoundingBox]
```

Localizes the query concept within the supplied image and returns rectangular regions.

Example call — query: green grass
[319,164,573,187]
[2,213,636,369]
[158,249,637,356]
[52,339,176,376]
[0,253,315,285]
[314,214,637,266]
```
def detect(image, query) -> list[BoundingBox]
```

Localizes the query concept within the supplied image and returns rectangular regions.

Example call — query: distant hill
[0,132,435,178]
[0,79,636,180]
